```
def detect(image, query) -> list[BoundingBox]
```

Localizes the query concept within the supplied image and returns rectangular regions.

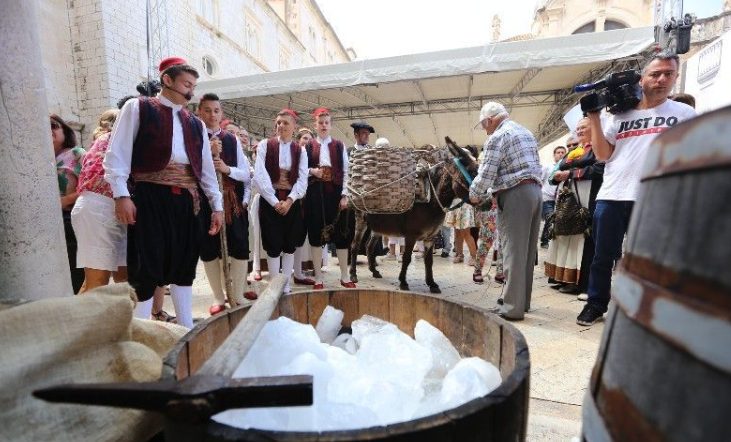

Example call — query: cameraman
[576,52,696,326]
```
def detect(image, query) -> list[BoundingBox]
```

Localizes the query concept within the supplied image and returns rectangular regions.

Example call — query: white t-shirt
[541,163,558,202]
[597,100,696,201]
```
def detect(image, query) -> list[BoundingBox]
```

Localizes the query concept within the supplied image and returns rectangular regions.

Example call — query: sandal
[473,270,484,284]
[152,309,176,323]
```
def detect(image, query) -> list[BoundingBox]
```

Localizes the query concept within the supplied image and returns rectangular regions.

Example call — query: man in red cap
[252,109,309,293]
[197,92,257,315]
[304,107,355,289]
[104,57,223,328]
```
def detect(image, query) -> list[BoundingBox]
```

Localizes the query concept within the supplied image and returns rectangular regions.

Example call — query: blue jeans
[586,200,634,313]
[540,200,555,245]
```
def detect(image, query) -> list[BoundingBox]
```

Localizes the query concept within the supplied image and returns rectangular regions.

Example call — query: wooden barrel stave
[163,289,530,441]
[585,106,731,441]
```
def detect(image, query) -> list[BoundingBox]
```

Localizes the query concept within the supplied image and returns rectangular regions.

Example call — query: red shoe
[294,276,316,285]
[313,283,324,290]
[209,304,226,316]
[340,280,356,289]
[244,291,258,301]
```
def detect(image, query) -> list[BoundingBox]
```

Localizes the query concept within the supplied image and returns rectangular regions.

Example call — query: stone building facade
[531,0,654,38]
[38,0,350,146]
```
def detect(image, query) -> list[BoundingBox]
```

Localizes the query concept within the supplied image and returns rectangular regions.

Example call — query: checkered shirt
[469,119,543,198]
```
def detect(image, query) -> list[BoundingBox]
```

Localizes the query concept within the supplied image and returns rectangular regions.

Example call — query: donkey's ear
[445,137,459,157]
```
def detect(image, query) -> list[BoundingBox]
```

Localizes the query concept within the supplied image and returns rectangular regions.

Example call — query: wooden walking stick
[211,135,236,308]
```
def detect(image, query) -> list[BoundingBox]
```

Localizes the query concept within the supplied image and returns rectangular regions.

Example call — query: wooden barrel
[582,106,731,441]
[163,289,530,441]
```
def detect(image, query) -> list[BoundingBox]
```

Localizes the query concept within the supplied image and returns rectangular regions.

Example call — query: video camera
[575,70,641,114]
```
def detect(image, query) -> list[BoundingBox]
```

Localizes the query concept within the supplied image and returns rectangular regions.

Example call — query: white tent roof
[198,27,656,147]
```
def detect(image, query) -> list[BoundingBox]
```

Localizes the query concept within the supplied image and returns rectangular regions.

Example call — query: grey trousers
[496,182,542,319]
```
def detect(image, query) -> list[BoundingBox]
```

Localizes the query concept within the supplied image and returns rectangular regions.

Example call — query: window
[279,48,291,71]
[604,20,628,31]
[308,26,317,57]
[572,21,596,34]
[197,0,217,25]
[246,22,261,58]
[201,55,217,76]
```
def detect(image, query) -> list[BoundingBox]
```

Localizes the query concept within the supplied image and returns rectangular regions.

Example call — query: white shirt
[541,163,558,202]
[598,100,696,201]
[208,128,251,205]
[314,135,349,196]
[253,137,309,207]
[103,95,223,211]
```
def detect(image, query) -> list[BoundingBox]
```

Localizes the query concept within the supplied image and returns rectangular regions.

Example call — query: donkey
[348,137,479,293]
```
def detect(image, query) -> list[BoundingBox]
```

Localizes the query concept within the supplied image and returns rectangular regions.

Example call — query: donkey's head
[443,136,479,202]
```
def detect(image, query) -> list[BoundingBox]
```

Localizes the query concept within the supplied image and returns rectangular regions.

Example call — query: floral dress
[56,146,86,196]
[77,133,113,198]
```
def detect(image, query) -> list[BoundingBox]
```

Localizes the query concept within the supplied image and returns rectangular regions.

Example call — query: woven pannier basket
[347,147,416,214]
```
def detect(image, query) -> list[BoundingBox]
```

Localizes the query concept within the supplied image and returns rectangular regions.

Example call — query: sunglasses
[566,143,579,148]
[50,121,61,130]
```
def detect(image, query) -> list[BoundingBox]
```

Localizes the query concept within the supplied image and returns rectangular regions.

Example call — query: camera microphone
[574,80,606,93]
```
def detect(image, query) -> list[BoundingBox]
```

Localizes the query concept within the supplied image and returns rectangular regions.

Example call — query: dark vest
[307,138,344,186]
[264,138,301,188]
[131,97,204,180]
[213,130,244,201]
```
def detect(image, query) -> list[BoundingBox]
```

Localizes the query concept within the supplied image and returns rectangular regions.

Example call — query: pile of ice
[213,306,502,432]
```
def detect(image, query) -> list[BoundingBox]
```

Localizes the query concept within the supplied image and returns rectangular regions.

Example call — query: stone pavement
[164,248,604,441]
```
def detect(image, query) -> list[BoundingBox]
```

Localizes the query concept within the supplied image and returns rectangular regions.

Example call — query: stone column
[0,0,73,300]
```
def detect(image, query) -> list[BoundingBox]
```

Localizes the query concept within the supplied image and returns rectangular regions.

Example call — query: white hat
[375,137,390,147]
[477,102,508,127]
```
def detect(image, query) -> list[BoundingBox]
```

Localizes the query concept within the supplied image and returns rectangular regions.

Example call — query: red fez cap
[312,107,330,118]
[280,108,299,120]
[158,56,187,73]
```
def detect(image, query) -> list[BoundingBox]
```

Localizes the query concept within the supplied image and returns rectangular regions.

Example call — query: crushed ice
[214,306,502,431]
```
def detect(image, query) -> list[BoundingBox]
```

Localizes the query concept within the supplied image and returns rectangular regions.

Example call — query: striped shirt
[469,119,543,198]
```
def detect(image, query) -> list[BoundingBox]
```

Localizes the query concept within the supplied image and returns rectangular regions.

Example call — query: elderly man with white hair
[469,102,543,321]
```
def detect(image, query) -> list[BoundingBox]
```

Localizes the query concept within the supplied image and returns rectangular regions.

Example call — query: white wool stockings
[203,259,226,305]
[293,246,306,279]
[170,284,193,328]
[310,245,324,284]
[336,248,350,282]
[133,298,152,319]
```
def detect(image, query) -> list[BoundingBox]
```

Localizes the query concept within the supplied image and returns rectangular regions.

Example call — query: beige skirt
[543,179,591,284]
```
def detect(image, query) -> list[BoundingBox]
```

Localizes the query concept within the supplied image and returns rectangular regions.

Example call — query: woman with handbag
[544,117,604,296]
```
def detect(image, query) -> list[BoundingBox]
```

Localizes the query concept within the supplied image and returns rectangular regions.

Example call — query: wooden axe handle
[198,275,288,378]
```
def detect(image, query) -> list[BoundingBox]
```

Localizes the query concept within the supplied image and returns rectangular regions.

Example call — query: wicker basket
[347,146,449,214]
[347,147,417,214]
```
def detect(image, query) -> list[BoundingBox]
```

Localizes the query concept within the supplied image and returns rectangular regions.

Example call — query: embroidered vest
[131,97,203,180]
[307,138,344,186]
[264,138,300,189]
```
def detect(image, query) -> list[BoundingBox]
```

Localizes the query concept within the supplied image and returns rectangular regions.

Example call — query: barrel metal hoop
[621,254,731,316]
[613,271,731,374]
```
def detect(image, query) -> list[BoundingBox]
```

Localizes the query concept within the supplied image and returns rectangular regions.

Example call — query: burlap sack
[347,147,416,214]
[0,283,187,442]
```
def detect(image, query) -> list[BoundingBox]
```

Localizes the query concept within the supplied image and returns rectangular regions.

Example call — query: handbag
[552,179,591,237]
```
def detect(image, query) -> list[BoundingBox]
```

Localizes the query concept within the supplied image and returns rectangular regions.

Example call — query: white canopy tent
[197,27,656,148]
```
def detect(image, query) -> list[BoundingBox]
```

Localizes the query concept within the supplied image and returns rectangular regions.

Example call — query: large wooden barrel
[163,289,530,441]
[582,106,731,441]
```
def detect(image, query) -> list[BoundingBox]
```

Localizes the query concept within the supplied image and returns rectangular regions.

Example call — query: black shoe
[440,250,450,258]
[550,283,566,290]
[559,284,580,294]
[547,277,557,284]
[576,304,605,326]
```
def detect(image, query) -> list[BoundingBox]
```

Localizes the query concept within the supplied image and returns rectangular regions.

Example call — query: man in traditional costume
[105,57,223,328]
[252,109,309,294]
[304,108,355,289]
[197,92,256,315]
